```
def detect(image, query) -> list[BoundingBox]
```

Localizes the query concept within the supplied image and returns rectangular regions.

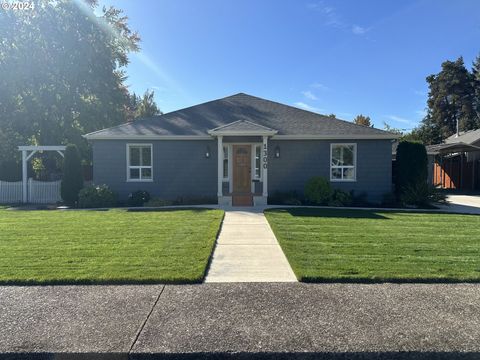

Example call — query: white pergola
[18,145,66,203]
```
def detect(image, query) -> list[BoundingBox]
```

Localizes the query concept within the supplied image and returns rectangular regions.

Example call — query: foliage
[127,89,162,120]
[416,57,479,144]
[265,208,480,282]
[78,184,117,208]
[173,196,218,205]
[0,0,140,167]
[328,189,352,207]
[381,192,398,207]
[0,208,224,284]
[400,182,447,208]
[0,160,22,182]
[353,114,372,127]
[304,177,334,205]
[268,191,303,205]
[60,144,84,206]
[127,190,151,207]
[395,141,428,197]
[144,198,174,207]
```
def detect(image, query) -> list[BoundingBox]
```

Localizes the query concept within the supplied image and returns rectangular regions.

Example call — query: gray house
[84,93,397,206]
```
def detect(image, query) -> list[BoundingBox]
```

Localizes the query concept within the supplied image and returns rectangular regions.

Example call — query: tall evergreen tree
[472,55,480,120]
[419,57,477,144]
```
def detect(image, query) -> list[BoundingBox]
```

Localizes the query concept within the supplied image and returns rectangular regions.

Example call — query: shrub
[395,141,428,197]
[127,190,151,207]
[144,197,174,207]
[328,189,352,207]
[381,192,398,207]
[61,144,84,206]
[401,181,447,208]
[350,191,370,207]
[268,191,303,205]
[78,184,117,208]
[304,177,334,205]
[173,196,218,205]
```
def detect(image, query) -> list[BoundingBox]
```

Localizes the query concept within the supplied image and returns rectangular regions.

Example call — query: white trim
[262,136,268,197]
[273,134,399,140]
[18,145,66,151]
[330,143,357,182]
[126,143,153,182]
[208,120,277,136]
[84,135,212,140]
[84,134,398,141]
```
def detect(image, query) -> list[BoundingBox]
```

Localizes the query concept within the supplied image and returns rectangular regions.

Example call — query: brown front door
[232,145,253,206]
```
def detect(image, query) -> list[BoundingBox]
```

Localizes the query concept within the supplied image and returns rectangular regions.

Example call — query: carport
[427,142,480,190]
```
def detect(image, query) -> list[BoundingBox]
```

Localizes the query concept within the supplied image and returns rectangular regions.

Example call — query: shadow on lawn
[268,208,389,220]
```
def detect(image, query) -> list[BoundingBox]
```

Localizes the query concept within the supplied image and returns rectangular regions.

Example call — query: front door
[232,145,253,206]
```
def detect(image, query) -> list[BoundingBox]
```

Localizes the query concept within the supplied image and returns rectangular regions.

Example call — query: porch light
[275,146,280,158]
[205,146,211,158]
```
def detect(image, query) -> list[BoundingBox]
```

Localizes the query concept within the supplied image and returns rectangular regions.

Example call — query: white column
[217,136,223,197]
[262,136,268,197]
[22,150,27,203]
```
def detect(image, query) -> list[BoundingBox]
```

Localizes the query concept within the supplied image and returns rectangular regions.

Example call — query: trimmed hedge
[395,141,428,196]
[60,144,84,206]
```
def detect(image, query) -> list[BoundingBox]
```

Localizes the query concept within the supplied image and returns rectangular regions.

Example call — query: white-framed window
[330,143,356,181]
[223,145,229,180]
[127,144,153,182]
[254,144,262,179]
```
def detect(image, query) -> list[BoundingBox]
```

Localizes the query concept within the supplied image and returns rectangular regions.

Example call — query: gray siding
[92,140,217,200]
[268,139,393,203]
[92,138,393,203]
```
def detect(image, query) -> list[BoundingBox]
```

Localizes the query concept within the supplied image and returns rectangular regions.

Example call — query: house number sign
[263,143,268,169]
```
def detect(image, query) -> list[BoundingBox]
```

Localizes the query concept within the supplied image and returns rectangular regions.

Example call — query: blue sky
[98,0,480,130]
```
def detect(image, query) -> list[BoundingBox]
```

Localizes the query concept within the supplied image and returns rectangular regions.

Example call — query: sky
[98,0,480,130]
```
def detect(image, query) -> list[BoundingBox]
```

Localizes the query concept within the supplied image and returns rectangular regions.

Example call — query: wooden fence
[0,179,62,204]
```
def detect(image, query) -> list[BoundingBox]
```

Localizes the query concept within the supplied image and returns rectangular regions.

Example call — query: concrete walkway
[205,209,297,282]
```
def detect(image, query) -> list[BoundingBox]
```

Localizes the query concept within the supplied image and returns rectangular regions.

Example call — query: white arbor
[18,146,66,203]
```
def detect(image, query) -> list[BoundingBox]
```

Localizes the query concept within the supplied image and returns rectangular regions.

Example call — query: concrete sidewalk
[204,210,297,282]
[1,284,480,359]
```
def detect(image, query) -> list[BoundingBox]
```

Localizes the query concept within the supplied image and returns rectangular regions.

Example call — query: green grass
[0,208,224,284]
[265,208,480,282]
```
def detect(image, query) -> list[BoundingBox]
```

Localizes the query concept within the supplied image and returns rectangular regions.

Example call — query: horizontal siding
[93,140,217,200]
[268,139,392,203]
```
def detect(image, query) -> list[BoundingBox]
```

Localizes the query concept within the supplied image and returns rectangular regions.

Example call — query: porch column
[262,136,268,197]
[22,150,27,203]
[217,136,223,197]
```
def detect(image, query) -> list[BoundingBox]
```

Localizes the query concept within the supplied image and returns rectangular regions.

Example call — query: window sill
[330,179,357,183]
[126,179,154,183]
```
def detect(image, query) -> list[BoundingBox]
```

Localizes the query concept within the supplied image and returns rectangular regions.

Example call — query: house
[428,129,480,190]
[84,93,398,206]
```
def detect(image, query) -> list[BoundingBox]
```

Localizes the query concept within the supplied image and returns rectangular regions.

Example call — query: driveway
[1,284,480,359]
[437,195,480,214]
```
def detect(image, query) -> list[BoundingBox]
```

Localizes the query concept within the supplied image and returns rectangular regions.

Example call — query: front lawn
[265,208,480,282]
[0,208,224,284]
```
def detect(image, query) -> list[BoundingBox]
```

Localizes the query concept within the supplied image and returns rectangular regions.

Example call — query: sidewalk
[1,284,480,359]
[204,210,297,282]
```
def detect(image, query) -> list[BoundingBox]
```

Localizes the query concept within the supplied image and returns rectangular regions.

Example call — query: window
[330,144,356,181]
[254,145,261,179]
[223,146,229,180]
[127,144,152,181]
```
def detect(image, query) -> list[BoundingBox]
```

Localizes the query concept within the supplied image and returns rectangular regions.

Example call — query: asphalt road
[0,283,479,359]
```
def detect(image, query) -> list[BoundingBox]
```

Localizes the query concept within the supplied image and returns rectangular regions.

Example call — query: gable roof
[445,129,480,145]
[208,120,277,136]
[84,93,398,140]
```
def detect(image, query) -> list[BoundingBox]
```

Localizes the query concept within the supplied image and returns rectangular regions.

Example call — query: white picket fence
[0,179,62,204]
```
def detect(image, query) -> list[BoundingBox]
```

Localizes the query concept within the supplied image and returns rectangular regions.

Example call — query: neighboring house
[84,93,398,206]
[427,129,480,190]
